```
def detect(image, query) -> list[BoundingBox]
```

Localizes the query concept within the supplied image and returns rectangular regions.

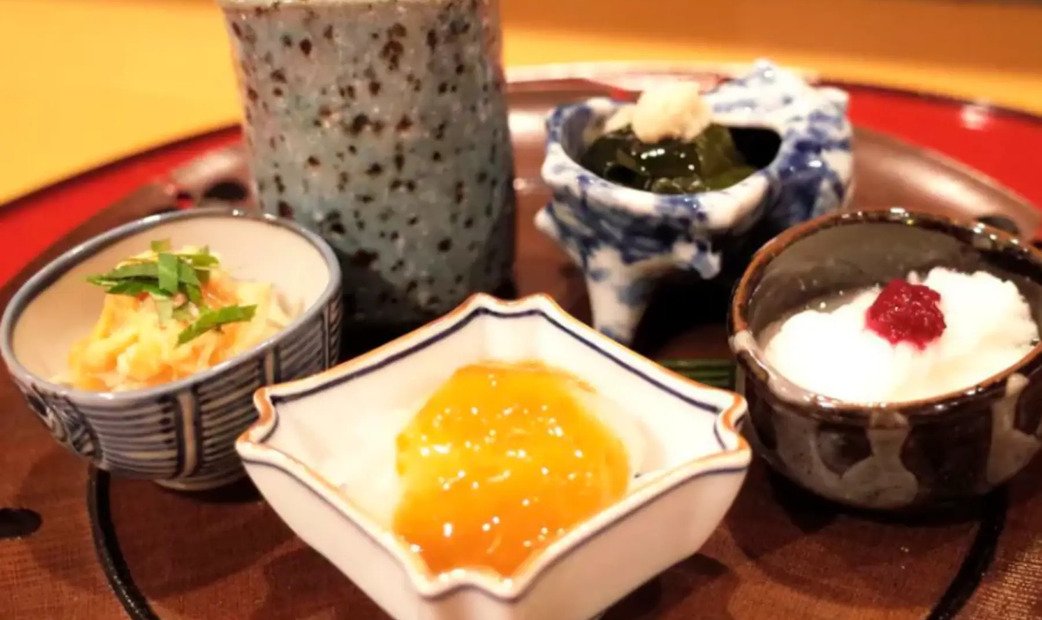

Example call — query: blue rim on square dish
[237,293,749,616]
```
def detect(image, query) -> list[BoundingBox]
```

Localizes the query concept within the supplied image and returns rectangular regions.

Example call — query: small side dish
[538,60,853,344]
[238,294,749,620]
[762,268,1039,403]
[64,240,298,391]
[729,208,1042,510]
[1,208,341,490]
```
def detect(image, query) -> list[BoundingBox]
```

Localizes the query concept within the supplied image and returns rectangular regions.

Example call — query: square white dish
[237,293,750,620]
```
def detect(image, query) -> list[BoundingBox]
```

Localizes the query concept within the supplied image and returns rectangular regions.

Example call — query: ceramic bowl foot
[585,272,655,344]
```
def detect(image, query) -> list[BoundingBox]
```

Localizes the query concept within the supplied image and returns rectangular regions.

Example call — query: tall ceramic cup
[218,0,516,348]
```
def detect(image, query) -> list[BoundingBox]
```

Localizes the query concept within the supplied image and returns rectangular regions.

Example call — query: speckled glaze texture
[729,209,1042,511]
[221,0,515,325]
[537,61,853,343]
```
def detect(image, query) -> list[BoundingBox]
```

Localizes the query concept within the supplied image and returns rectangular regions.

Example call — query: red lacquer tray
[2,65,1042,620]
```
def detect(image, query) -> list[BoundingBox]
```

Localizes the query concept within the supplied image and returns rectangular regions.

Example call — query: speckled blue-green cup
[219,0,516,338]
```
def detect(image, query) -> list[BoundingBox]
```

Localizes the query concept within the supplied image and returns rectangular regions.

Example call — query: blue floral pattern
[537,61,854,343]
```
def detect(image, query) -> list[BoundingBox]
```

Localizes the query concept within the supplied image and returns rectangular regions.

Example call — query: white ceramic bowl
[238,293,750,620]
[0,207,342,490]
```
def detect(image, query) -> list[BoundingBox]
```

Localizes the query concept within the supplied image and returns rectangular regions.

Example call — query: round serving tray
[3,65,1042,620]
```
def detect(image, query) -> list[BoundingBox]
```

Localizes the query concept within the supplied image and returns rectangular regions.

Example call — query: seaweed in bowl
[579,83,780,195]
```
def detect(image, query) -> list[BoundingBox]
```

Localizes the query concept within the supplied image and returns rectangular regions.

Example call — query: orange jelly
[392,361,631,577]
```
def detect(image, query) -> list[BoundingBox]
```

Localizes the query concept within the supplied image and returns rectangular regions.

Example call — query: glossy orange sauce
[392,361,630,577]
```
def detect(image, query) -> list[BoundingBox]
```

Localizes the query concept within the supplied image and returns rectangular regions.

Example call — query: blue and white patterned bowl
[537,60,854,343]
[0,207,342,491]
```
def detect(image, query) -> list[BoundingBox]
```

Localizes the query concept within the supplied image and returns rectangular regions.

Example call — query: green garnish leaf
[172,302,194,322]
[99,262,160,281]
[106,280,172,297]
[176,259,201,287]
[179,249,219,268]
[660,358,736,390]
[86,240,253,348]
[177,304,257,345]
[87,275,117,287]
[155,297,174,325]
[157,253,180,294]
[183,283,206,309]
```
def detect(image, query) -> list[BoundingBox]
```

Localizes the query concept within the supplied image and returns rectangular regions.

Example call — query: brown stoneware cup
[728,207,1042,511]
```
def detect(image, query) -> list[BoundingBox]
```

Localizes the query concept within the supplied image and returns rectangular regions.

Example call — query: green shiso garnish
[85,239,256,345]
[659,358,735,390]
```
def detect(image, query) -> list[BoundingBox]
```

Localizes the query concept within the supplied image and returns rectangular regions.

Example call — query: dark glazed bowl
[728,208,1042,511]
